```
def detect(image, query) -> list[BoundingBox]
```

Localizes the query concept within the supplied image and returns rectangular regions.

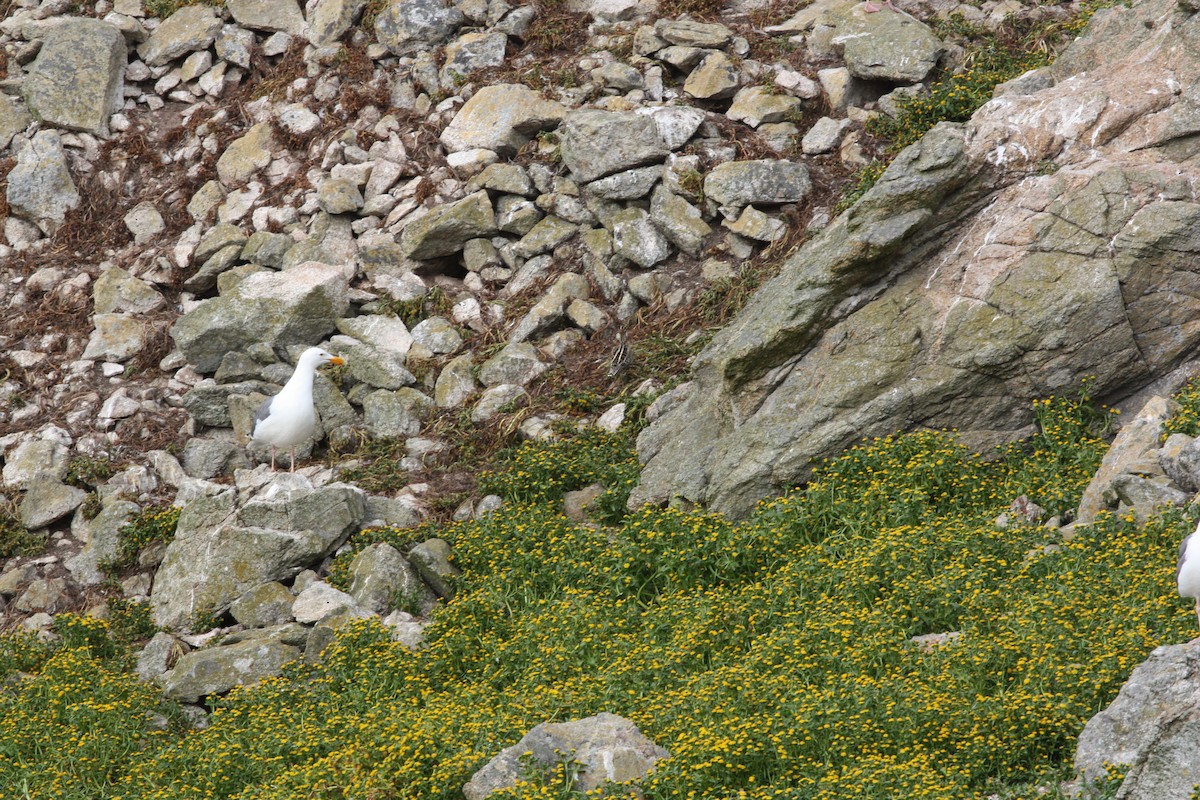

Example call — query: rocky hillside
[8,0,1200,797]
[0,0,1083,622]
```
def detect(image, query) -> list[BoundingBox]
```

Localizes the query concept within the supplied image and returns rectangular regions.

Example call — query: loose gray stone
[137,5,223,67]
[136,632,187,682]
[472,383,528,422]
[362,388,434,437]
[64,500,142,586]
[463,713,669,800]
[2,439,70,490]
[559,109,670,183]
[24,18,126,136]
[374,0,465,56]
[410,316,463,354]
[292,580,364,623]
[0,95,31,151]
[328,335,415,390]
[7,130,79,235]
[726,85,802,129]
[704,159,812,208]
[347,542,435,615]
[725,205,786,242]
[216,122,275,187]
[318,177,364,214]
[81,314,148,363]
[227,0,306,34]
[216,24,255,68]
[123,202,166,243]
[307,0,368,45]
[650,185,711,256]
[400,191,498,259]
[230,581,296,627]
[181,438,250,479]
[406,537,460,598]
[507,272,590,342]
[835,5,945,83]
[612,207,672,268]
[802,116,852,155]
[654,18,732,47]
[510,214,578,259]
[442,30,508,80]
[434,353,476,408]
[683,51,741,100]
[150,481,365,630]
[586,165,662,201]
[440,84,567,156]
[479,343,548,386]
[18,474,87,530]
[94,265,166,314]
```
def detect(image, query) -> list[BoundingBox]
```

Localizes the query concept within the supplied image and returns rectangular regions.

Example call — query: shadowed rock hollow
[633,0,1200,518]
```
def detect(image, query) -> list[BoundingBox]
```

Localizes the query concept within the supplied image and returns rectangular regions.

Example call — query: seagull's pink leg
[270,446,277,470]
[290,446,297,472]
[864,0,881,9]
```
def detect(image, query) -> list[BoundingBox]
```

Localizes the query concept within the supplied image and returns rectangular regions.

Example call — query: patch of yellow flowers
[0,393,1193,799]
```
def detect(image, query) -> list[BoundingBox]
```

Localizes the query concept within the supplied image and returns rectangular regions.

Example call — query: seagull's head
[299,347,346,369]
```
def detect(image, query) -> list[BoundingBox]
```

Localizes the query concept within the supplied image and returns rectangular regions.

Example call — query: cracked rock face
[634,0,1200,519]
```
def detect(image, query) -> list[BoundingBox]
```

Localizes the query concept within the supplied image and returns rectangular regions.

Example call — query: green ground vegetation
[0,388,1193,799]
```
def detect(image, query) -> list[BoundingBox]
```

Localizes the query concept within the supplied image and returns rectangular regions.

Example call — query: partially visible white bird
[251,347,344,471]
[1177,521,1200,633]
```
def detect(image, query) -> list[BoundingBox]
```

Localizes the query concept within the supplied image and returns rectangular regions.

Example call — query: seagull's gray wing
[252,395,274,436]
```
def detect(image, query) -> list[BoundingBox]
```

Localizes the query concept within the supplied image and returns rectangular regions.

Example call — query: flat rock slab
[227,0,307,34]
[703,159,813,208]
[560,109,670,183]
[24,18,126,136]
[162,638,301,702]
[440,83,567,156]
[137,4,223,67]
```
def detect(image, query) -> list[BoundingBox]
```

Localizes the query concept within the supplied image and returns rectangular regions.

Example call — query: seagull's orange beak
[328,356,345,366]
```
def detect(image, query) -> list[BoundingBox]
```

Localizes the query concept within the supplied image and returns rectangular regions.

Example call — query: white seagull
[1177,521,1200,634]
[251,347,345,471]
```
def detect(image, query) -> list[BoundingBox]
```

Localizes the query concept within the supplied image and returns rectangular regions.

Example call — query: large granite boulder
[634,0,1200,518]
[23,18,126,136]
[170,262,350,373]
[1073,643,1200,799]
[150,476,365,630]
